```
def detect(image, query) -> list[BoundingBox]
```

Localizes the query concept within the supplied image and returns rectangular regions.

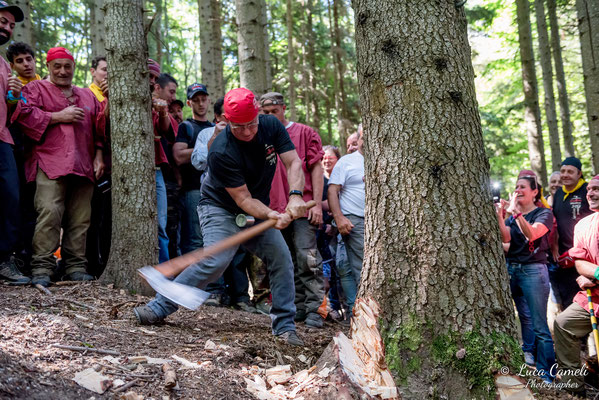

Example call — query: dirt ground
[0,282,596,400]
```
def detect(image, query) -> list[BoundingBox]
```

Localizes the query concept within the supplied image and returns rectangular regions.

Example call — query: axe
[138,200,316,309]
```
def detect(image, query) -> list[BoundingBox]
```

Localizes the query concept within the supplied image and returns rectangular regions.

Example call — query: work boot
[0,257,31,285]
[294,309,307,322]
[63,271,95,282]
[235,301,259,314]
[31,275,51,287]
[133,306,164,325]
[305,312,324,328]
[276,330,304,347]
[328,309,343,321]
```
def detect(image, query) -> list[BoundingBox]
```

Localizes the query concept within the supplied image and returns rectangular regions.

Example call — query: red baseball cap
[46,47,74,64]
[224,88,259,124]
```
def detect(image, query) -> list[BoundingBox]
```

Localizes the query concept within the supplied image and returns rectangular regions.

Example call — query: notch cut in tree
[102,0,157,295]
[352,1,520,398]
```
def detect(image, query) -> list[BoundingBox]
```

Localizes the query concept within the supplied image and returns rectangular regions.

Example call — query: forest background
[8,0,592,194]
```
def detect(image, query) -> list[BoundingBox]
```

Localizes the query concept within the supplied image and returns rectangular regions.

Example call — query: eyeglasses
[230,120,259,132]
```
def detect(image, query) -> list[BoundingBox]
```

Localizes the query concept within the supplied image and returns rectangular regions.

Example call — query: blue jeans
[336,215,364,315]
[180,189,203,254]
[507,262,556,380]
[147,204,296,335]
[156,170,169,263]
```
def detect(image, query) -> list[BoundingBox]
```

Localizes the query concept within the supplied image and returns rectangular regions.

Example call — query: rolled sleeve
[305,129,324,169]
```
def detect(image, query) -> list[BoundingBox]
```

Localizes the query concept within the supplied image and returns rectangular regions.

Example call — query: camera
[491,181,501,203]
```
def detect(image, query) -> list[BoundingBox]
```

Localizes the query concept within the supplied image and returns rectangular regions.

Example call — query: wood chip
[204,340,217,350]
[72,368,112,394]
[162,363,177,389]
[171,354,201,369]
[118,391,143,400]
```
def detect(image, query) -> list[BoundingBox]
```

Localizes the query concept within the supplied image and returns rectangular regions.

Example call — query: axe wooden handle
[154,200,317,278]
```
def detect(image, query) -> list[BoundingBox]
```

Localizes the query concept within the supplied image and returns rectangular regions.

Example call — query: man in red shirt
[16,47,105,287]
[0,2,31,285]
[554,175,599,394]
[261,92,325,328]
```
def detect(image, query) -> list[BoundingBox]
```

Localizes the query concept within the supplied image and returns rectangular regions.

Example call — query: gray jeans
[147,204,297,335]
[282,218,324,315]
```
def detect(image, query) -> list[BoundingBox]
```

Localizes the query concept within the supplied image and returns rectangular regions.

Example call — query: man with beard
[15,47,105,287]
[0,2,32,285]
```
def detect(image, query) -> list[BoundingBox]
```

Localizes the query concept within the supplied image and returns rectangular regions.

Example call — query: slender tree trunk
[235,0,269,97]
[263,0,272,93]
[163,0,170,65]
[102,0,157,295]
[90,0,106,57]
[547,0,575,158]
[332,0,350,148]
[153,0,163,66]
[12,0,33,46]
[516,0,548,187]
[198,0,225,121]
[352,1,518,397]
[286,0,297,121]
[306,0,321,131]
[535,0,561,171]
[576,0,599,173]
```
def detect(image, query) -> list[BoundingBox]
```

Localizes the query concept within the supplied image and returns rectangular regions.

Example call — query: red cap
[591,175,599,183]
[147,59,161,77]
[224,88,259,124]
[46,47,74,64]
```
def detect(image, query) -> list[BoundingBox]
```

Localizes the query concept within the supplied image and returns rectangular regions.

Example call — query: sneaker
[0,257,31,285]
[276,330,304,346]
[294,309,307,322]
[235,301,259,314]
[204,293,222,307]
[328,309,343,321]
[255,300,271,315]
[524,352,535,367]
[63,271,95,282]
[133,305,164,325]
[338,317,351,327]
[31,275,51,287]
[305,312,324,328]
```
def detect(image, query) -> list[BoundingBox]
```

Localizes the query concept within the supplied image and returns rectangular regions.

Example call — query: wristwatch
[289,190,303,197]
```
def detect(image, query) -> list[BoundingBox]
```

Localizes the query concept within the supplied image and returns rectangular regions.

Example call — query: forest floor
[0,281,595,400]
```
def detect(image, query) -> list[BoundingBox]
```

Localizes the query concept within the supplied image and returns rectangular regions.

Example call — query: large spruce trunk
[102,0,157,295]
[516,0,548,187]
[352,1,519,398]
[198,0,225,120]
[576,0,599,173]
[235,0,269,96]
[535,0,561,171]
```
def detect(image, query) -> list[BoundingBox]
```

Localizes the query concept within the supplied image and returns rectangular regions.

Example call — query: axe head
[138,266,211,310]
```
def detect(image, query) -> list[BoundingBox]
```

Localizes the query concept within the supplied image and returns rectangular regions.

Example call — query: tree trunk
[153,0,163,66]
[263,0,272,93]
[332,0,350,149]
[576,0,599,173]
[516,0,548,187]
[352,1,519,398]
[198,0,225,121]
[235,0,269,97]
[535,0,561,172]
[547,0,575,158]
[90,0,106,57]
[286,0,297,121]
[12,0,33,46]
[306,0,321,131]
[102,0,157,295]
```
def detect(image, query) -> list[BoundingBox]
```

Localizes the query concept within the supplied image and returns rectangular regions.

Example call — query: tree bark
[12,0,33,46]
[198,0,225,121]
[306,0,321,131]
[235,0,269,97]
[90,0,106,57]
[547,0,575,158]
[516,0,548,187]
[352,1,518,398]
[332,0,351,149]
[153,0,163,66]
[535,0,561,172]
[286,0,297,121]
[576,0,599,173]
[102,0,157,295]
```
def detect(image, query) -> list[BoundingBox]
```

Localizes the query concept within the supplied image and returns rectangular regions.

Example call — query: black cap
[170,99,184,108]
[0,1,24,22]
[186,83,208,100]
[561,156,582,171]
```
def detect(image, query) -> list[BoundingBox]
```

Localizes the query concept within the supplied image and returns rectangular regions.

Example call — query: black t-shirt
[200,114,295,214]
[553,183,592,254]
[175,119,214,191]
[505,207,553,264]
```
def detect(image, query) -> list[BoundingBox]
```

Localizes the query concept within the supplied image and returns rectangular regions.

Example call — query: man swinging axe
[134,88,308,346]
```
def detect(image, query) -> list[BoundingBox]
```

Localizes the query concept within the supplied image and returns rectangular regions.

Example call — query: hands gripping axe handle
[586,289,599,354]
[138,201,316,309]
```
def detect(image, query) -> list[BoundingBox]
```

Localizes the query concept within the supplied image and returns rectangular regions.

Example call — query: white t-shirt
[328,151,365,217]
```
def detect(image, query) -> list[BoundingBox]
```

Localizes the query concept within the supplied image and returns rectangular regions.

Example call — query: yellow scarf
[89,82,105,102]
[563,178,586,200]
[17,74,40,85]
